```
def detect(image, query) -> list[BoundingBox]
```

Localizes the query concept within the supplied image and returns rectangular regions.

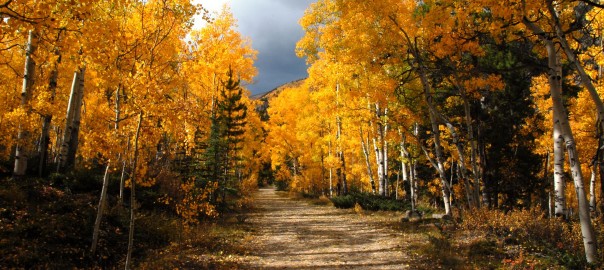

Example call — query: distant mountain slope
[252,78,306,121]
[251,78,306,100]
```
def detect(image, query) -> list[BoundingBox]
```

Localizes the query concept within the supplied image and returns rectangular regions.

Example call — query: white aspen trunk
[57,68,85,172]
[373,137,384,195]
[444,122,474,208]
[91,160,111,254]
[528,20,597,261]
[414,46,451,214]
[384,140,388,195]
[335,83,347,194]
[390,19,451,215]
[420,143,452,215]
[329,167,333,197]
[548,0,604,220]
[449,70,482,207]
[360,127,377,193]
[382,106,390,196]
[57,71,79,172]
[383,106,389,196]
[328,140,333,197]
[590,162,597,213]
[553,119,566,216]
[68,67,85,167]
[411,159,417,212]
[548,2,604,140]
[13,30,37,177]
[374,103,389,196]
[125,112,143,270]
[119,139,131,204]
[400,130,409,201]
[549,192,553,218]
[558,85,598,264]
[400,131,409,184]
[599,137,604,214]
[423,100,451,214]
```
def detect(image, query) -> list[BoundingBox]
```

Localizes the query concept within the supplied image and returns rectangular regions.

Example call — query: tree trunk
[525,16,597,261]
[444,122,474,209]
[599,137,604,214]
[420,143,452,215]
[67,67,85,167]
[119,139,130,204]
[373,103,389,196]
[553,106,566,217]
[373,137,384,195]
[400,130,409,199]
[57,67,86,172]
[335,83,347,195]
[13,30,37,178]
[390,17,451,215]
[360,126,376,193]
[125,112,143,270]
[422,91,451,214]
[541,151,550,211]
[328,140,333,197]
[411,159,418,212]
[38,49,60,177]
[91,160,111,254]
[478,124,491,207]
[590,160,597,213]
[384,139,389,195]
[337,146,348,195]
[548,0,604,224]
[457,78,482,207]
[414,44,451,215]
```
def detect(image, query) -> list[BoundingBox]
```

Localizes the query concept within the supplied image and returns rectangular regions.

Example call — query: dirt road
[239,188,412,269]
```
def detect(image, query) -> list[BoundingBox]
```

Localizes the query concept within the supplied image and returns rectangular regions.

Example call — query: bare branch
[581,0,604,9]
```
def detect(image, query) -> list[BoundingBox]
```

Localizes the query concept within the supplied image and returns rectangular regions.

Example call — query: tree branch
[581,0,604,9]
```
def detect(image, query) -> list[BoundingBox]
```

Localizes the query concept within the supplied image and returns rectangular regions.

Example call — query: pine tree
[201,69,248,206]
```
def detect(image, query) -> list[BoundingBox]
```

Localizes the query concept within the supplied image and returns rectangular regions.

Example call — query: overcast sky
[194,0,316,95]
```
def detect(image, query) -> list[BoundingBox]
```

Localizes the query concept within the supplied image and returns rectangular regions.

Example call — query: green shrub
[274,180,288,191]
[331,194,356,209]
[330,193,407,211]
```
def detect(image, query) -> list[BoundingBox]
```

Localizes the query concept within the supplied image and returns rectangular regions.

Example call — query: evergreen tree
[201,69,248,206]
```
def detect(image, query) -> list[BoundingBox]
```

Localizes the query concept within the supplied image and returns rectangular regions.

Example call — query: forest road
[239,187,412,269]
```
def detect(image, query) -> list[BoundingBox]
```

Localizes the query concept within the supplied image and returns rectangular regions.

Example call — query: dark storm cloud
[231,0,316,94]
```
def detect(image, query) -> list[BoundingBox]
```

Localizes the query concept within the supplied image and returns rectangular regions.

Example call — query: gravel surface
[239,188,412,269]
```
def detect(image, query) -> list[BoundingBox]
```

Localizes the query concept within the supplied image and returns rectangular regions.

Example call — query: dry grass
[137,216,254,269]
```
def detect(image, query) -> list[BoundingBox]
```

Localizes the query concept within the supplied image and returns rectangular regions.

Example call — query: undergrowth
[0,176,252,269]
[330,192,407,211]
[460,207,595,269]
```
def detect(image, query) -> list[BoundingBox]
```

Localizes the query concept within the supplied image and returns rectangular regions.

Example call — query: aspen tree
[13,30,37,178]
[524,16,597,263]
[57,67,86,172]
[91,160,111,254]
[125,112,143,270]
